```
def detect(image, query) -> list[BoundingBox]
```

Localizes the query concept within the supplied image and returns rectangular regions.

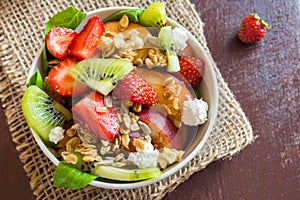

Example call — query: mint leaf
[26,69,44,90]
[45,6,86,36]
[54,162,98,189]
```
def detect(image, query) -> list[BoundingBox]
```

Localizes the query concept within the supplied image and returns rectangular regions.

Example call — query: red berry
[177,56,205,88]
[69,16,105,60]
[238,13,271,43]
[46,27,78,60]
[112,71,158,105]
[48,58,88,97]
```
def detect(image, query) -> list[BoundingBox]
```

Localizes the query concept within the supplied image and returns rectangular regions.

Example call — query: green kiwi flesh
[22,85,72,145]
[68,152,162,181]
[139,2,167,28]
[69,58,134,96]
[158,26,180,72]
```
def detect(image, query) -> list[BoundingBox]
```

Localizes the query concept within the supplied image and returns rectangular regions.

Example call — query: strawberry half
[69,15,105,60]
[72,91,120,141]
[176,56,205,88]
[112,71,158,105]
[48,58,88,97]
[46,27,78,60]
[238,13,271,43]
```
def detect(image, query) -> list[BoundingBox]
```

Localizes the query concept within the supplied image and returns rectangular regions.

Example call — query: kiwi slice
[66,152,162,182]
[22,85,72,145]
[93,165,162,181]
[69,58,134,96]
[139,2,167,28]
[158,26,180,72]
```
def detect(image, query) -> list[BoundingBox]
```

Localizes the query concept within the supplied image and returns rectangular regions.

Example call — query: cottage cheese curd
[128,141,159,168]
[182,95,208,126]
[48,126,65,144]
[172,27,189,51]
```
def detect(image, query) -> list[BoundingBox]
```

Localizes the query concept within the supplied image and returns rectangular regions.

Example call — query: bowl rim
[28,6,219,189]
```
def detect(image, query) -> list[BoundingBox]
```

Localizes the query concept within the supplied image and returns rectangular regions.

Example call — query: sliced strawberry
[46,27,78,60]
[112,71,158,105]
[69,16,105,60]
[48,58,88,97]
[72,91,120,141]
[176,56,205,88]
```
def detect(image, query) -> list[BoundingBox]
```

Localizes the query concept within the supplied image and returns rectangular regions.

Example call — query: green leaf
[103,8,144,23]
[45,6,87,36]
[54,162,98,189]
[26,69,44,90]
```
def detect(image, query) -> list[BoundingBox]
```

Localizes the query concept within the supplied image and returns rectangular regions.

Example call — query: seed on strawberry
[238,13,271,43]
[176,56,205,88]
[112,71,158,105]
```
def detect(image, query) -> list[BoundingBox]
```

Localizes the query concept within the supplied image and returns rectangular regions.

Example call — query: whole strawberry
[177,56,205,88]
[238,13,271,43]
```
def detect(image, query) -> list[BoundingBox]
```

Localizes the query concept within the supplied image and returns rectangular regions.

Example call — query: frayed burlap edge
[0,0,254,199]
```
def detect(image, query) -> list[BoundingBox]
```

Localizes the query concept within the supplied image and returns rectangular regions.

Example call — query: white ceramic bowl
[28,6,218,189]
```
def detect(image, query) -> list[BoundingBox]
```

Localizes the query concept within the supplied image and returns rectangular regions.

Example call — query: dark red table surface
[0,0,299,199]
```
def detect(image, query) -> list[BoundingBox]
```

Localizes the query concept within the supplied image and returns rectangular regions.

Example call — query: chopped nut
[134,58,144,66]
[157,147,185,169]
[173,119,182,128]
[118,14,129,32]
[132,103,142,113]
[157,155,168,169]
[145,58,154,66]
[121,134,130,148]
[133,138,145,152]
[105,31,117,37]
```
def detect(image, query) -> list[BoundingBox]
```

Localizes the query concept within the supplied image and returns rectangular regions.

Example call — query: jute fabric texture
[0,0,254,199]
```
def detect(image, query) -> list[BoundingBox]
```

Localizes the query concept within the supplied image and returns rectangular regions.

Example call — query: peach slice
[104,21,150,37]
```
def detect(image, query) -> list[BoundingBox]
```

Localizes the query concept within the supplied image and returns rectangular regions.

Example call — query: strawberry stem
[252,13,271,30]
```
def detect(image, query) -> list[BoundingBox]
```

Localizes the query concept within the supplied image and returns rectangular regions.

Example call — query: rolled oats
[65,137,81,152]
[61,152,78,164]
[138,121,152,135]
[114,153,125,161]
[75,143,101,162]
[96,105,108,113]
[112,162,127,168]
[100,145,111,155]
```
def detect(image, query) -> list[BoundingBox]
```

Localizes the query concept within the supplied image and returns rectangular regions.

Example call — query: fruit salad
[22,2,209,189]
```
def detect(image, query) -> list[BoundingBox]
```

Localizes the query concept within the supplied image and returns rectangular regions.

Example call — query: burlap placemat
[0,0,254,199]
